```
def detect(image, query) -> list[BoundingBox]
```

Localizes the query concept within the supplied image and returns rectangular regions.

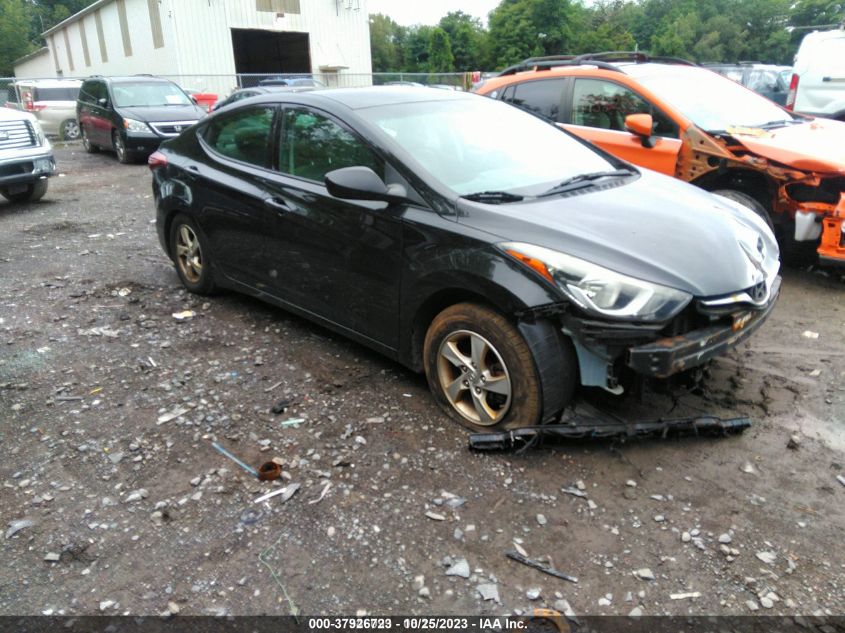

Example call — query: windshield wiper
[462,191,524,204]
[539,169,634,197]
[754,119,800,130]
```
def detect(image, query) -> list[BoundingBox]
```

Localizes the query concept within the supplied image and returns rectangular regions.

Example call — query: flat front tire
[424,303,543,432]
[169,213,216,295]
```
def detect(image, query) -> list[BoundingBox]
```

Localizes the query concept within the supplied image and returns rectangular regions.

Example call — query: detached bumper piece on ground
[468,413,752,451]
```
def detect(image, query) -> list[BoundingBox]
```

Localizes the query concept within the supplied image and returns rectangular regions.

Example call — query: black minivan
[76,75,207,164]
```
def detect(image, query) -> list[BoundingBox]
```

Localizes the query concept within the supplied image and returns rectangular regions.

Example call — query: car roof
[246,86,474,110]
[14,79,82,87]
[88,75,177,84]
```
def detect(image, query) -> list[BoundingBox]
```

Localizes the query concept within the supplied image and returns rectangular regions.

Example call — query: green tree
[439,11,486,70]
[403,25,434,72]
[0,0,34,76]
[369,13,405,72]
[428,27,454,72]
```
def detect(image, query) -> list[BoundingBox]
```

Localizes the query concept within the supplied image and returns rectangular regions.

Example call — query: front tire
[423,303,544,432]
[169,213,216,295]
[113,130,134,164]
[712,189,774,230]
[1,180,48,203]
[82,126,99,153]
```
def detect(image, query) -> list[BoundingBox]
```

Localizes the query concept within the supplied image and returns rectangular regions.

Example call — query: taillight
[786,73,799,110]
[148,151,168,171]
[23,97,34,111]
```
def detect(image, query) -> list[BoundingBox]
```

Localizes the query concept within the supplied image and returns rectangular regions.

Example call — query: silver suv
[0,106,56,203]
[5,79,82,140]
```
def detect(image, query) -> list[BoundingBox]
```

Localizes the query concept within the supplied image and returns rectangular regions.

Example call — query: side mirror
[190,95,198,105]
[325,167,407,204]
[625,113,656,148]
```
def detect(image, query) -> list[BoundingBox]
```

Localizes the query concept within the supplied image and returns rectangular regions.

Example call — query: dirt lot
[1,145,844,617]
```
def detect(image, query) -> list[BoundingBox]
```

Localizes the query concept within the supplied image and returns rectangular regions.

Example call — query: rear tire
[1,180,48,203]
[423,302,547,432]
[712,189,774,231]
[60,119,81,141]
[169,213,217,295]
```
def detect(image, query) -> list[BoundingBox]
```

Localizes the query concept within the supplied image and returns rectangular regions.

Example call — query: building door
[231,29,311,86]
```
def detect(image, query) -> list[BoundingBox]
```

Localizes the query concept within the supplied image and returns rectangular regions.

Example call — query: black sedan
[150,88,780,432]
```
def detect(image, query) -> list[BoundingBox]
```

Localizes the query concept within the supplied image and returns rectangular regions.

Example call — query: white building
[16,0,373,94]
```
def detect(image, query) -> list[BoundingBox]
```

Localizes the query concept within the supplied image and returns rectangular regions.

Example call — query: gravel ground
[1,145,844,617]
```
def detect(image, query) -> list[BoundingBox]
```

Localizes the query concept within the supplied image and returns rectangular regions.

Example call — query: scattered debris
[44,552,60,562]
[425,511,446,521]
[756,551,777,565]
[6,519,34,539]
[212,442,259,478]
[271,398,292,415]
[787,435,801,450]
[505,550,578,584]
[837,475,845,488]
[171,310,195,321]
[445,558,470,578]
[254,483,300,505]
[308,481,332,505]
[280,418,306,428]
[561,486,588,499]
[157,407,189,425]
[741,462,758,475]
[257,462,282,481]
[476,583,500,604]
[802,331,819,339]
[670,592,701,600]
[634,568,655,581]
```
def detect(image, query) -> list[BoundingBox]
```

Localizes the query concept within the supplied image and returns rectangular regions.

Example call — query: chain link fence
[2,71,475,108]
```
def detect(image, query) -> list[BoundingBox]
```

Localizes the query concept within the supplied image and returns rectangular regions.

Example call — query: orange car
[474,52,845,267]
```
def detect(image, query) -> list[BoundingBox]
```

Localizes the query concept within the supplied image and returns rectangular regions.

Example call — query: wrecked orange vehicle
[474,53,845,266]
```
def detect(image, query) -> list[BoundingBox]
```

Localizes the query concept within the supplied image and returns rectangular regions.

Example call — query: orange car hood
[726,118,845,174]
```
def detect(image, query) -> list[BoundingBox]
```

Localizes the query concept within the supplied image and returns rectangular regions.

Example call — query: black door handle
[264,197,292,213]
[187,164,199,172]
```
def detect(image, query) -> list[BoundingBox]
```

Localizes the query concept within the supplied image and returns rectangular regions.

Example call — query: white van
[787,28,845,120]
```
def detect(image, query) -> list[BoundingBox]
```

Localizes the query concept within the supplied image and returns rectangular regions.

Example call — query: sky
[365,0,502,26]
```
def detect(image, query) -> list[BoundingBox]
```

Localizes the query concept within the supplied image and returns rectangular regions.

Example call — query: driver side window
[571,79,679,138]
[278,108,384,183]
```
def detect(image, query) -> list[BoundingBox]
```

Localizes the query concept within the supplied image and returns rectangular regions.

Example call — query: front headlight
[123,118,150,133]
[501,242,692,322]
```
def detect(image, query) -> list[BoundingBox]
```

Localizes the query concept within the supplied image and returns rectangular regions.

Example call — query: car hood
[0,107,35,123]
[116,104,205,122]
[726,118,845,174]
[458,169,780,298]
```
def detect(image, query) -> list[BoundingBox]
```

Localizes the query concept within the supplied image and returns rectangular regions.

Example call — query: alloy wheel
[175,225,203,283]
[437,330,512,426]
[63,120,81,141]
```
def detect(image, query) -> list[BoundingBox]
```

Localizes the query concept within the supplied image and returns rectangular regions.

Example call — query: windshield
[357,97,615,196]
[635,68,798,131]
[112,82,192,107]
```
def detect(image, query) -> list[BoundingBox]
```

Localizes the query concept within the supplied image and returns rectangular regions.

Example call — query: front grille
[0,120,37,150]
[0,161,33,178]
[149,121,196,137]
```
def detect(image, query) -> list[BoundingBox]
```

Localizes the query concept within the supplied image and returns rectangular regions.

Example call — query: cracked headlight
[501,242,692,322]
[123,118,150,133]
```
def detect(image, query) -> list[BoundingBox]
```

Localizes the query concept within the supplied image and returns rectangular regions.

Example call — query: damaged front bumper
[557,276,781,390]
[628,276,780,378]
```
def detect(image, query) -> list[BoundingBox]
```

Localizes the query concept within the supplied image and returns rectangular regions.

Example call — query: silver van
[5,79,83,140]
[787,28,845,120]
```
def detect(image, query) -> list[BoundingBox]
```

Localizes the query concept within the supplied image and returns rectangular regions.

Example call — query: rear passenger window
[571,79,679,138]
[201,106,275,168]
[278,108,383,182]
[503,79,565,122]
